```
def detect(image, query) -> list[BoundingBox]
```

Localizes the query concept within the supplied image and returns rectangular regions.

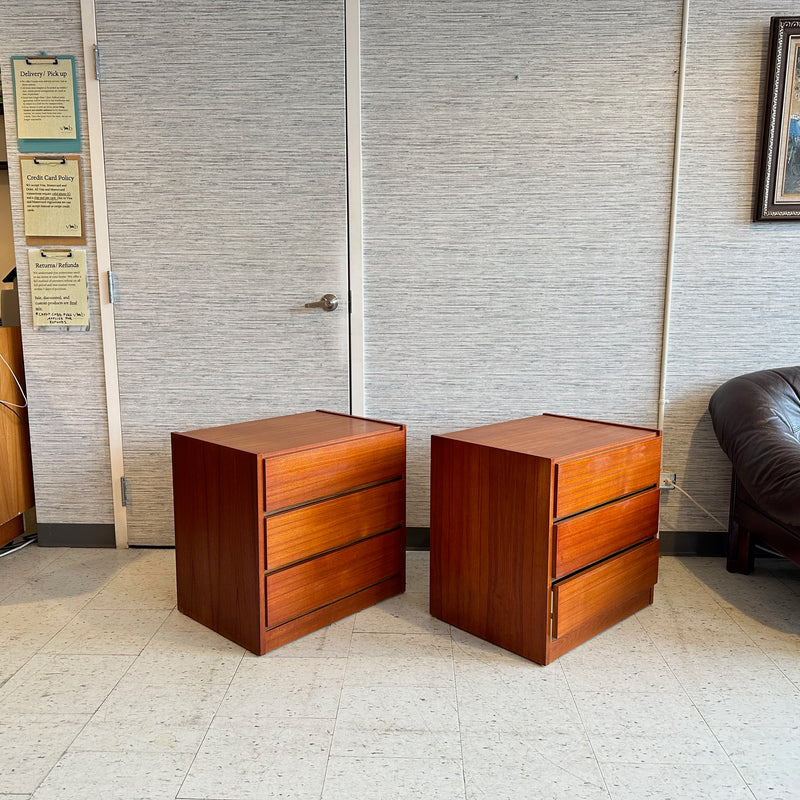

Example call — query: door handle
[304,293,339,312]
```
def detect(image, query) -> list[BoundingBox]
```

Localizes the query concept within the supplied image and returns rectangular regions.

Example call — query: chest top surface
[437,414,659,461]
[174,410,403,458]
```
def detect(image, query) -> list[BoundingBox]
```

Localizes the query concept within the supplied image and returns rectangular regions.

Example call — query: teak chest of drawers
[171,411,406,655]
[430,414,661,665]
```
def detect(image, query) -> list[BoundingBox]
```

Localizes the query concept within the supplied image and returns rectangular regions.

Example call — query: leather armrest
[709,367,800,527]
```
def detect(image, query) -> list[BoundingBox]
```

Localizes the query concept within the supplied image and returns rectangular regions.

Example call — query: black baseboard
[37,523,116,548]
[657,530,727,556]
[32,524,730,557]
[406,527,729,557]
[406,527,430,550]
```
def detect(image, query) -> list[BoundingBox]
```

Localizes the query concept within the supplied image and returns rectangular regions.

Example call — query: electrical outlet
[660,472,676,489]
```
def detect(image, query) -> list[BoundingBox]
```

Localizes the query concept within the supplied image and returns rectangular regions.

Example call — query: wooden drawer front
[553,487,660,579]
[266,480,404,571]
[266,528,404,628]
[552,537,659,639]
[264,429,405,513]
[554,436,661,519]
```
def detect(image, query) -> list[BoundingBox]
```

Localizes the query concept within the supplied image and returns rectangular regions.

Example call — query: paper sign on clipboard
[19,155,85,245]
[11,54,80,153]
[28,248,90,331]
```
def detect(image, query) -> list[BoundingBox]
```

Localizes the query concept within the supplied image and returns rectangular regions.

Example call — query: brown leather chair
[708,367,800,573]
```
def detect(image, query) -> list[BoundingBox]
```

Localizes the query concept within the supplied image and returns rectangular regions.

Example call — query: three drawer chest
[430,414,662,664]
[172,410,406,654]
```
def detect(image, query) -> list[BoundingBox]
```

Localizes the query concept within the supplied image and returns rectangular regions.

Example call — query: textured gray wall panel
[3,1,797,543]
[0,2,114,527]
[95,0,350,544]
[360,1,681,525]
[661,1,800,534]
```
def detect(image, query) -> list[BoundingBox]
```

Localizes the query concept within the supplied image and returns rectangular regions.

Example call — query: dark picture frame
[756,17,800,220]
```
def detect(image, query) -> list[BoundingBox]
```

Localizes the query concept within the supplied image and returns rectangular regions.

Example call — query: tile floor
[0,544,799,800]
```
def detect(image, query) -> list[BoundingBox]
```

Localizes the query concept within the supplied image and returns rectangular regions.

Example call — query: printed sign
[28,248,89,330]
[20,155,84,243]
[11,55,80,152]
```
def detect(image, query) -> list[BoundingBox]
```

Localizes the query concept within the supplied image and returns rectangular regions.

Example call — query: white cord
[0,350,28,408]
[664,478,728,531]
[665,481,789,561]
[0,534,37,558]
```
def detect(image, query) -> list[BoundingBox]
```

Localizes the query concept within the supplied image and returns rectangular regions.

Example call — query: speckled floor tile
[40,608,171,655]
[344,631,454,687]
[405,550,431,594]
[449,624,534,665]
[0,654,134,714]
[648,557,729,611]
[70,676,229,754]
[262,616,355,659]
[29,751,193,800]
[0,600,81,651]
[559,617,682,694]
[179,718,333,800]
[462,726,609,800]
[638,604,755,654]
[331,685,460,758]
[322,756,465,800]
[352,591,451,635]
[0,543,58,600]
[0,549,797,799]
[215,657,346,721]
[691,685,800,793]
[84,566,177,610]
[0,714,90,795]
[705,727,800,800]
[0,648,33,690]
[124,647,244,686]
[456,657,580,733]
[576,690,729,765]
[601,762,755,800]
[142,608,245,655]
[4,550,140,610]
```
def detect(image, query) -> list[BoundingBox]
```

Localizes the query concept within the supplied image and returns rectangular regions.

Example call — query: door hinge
[120,476,129,507]
[93,44,102,81]
[107,270,119,304]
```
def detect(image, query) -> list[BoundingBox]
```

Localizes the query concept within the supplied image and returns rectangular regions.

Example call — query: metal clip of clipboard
[39,249,74,260]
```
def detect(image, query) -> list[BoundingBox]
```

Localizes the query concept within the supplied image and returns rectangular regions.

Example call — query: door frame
[80,0,366,546]
[80,0,127,547]
[346,0,365,416]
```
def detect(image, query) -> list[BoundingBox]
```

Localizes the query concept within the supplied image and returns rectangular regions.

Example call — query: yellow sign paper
[12,57,77,142]
[20,156,84,241]
[28,248,90,329]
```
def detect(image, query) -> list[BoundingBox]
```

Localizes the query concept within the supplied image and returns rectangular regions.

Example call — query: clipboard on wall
[19,155,86,245]
[28,247,90,331]
[10,54,81,153]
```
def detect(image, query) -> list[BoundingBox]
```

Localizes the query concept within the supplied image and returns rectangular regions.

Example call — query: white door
[94,1,351,544]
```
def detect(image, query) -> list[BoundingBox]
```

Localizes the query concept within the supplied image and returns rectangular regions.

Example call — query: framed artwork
[756,17,800,220]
